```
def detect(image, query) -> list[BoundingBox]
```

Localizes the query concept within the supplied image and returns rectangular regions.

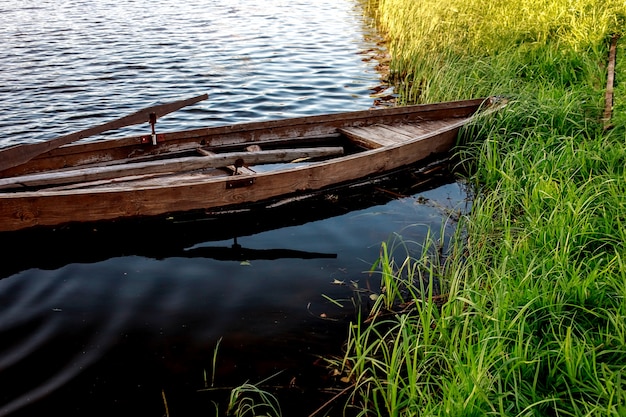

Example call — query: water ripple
[0,0,382,146]
[0,1,389,415]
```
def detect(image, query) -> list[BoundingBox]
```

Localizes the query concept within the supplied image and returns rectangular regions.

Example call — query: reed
[336,0,626,415]
[226,383,281,417]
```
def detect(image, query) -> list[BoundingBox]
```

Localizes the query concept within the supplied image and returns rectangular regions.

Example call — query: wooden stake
[604,34,619,130]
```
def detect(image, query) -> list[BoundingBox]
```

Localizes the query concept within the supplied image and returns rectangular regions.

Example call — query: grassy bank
[337,0,626,415]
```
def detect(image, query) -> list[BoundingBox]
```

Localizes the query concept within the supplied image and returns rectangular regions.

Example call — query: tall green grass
[337,0,626,415]
[368,0,624,105]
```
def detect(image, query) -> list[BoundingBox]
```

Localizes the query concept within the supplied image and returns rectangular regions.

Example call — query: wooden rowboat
[0,96,499,232]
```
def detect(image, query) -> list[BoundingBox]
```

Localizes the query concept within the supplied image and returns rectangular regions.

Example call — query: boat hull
[0,98,493,232]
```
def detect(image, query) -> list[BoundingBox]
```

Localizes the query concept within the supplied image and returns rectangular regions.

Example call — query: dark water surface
[0,1,469,415]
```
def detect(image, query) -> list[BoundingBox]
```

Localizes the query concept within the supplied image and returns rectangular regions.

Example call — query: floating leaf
[240,260,251,266]
[331,279,345,285]
[369,293,379,301]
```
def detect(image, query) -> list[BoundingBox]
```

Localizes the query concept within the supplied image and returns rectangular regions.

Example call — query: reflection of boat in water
[181,238,336,261]
[0,159,457,278]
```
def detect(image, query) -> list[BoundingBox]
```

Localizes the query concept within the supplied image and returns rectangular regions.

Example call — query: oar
[0,93,209,172]
[0,146,345,190]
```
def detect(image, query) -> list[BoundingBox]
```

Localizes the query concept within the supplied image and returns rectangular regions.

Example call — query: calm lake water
[0,1,469,416]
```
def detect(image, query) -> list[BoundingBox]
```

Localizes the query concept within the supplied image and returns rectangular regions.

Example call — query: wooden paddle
[0,93,208,172]
[0,146,345,190]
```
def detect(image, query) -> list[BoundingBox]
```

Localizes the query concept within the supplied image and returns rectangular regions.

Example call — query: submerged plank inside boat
[0,97,498,232]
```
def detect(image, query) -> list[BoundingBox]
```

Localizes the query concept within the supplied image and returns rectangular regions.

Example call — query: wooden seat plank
[384,121,449,138]
[339,126,398,148]
[340,125,411,148]
[365,125,412,143]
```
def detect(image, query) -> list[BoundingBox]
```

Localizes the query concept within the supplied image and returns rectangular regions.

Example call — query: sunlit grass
[337,0,626,415]
[368,0,624,105]
[339,172,626,415]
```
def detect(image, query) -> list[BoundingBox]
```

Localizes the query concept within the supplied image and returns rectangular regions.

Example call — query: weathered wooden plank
[0,147,344,190]
[339,126,387,148]
[197,148,256,175]
[337,127,376,148]
[340,125,407,148]
[365,125,412,143]
[381,121,444,138]
[42,172,198,191]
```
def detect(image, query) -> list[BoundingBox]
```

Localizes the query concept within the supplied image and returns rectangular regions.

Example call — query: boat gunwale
[7,98,488,158]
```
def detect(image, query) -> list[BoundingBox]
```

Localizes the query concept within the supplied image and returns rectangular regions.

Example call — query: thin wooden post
[604,34,619,130]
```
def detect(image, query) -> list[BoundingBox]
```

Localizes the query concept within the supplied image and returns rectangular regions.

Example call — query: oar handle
[0,93,209,172]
